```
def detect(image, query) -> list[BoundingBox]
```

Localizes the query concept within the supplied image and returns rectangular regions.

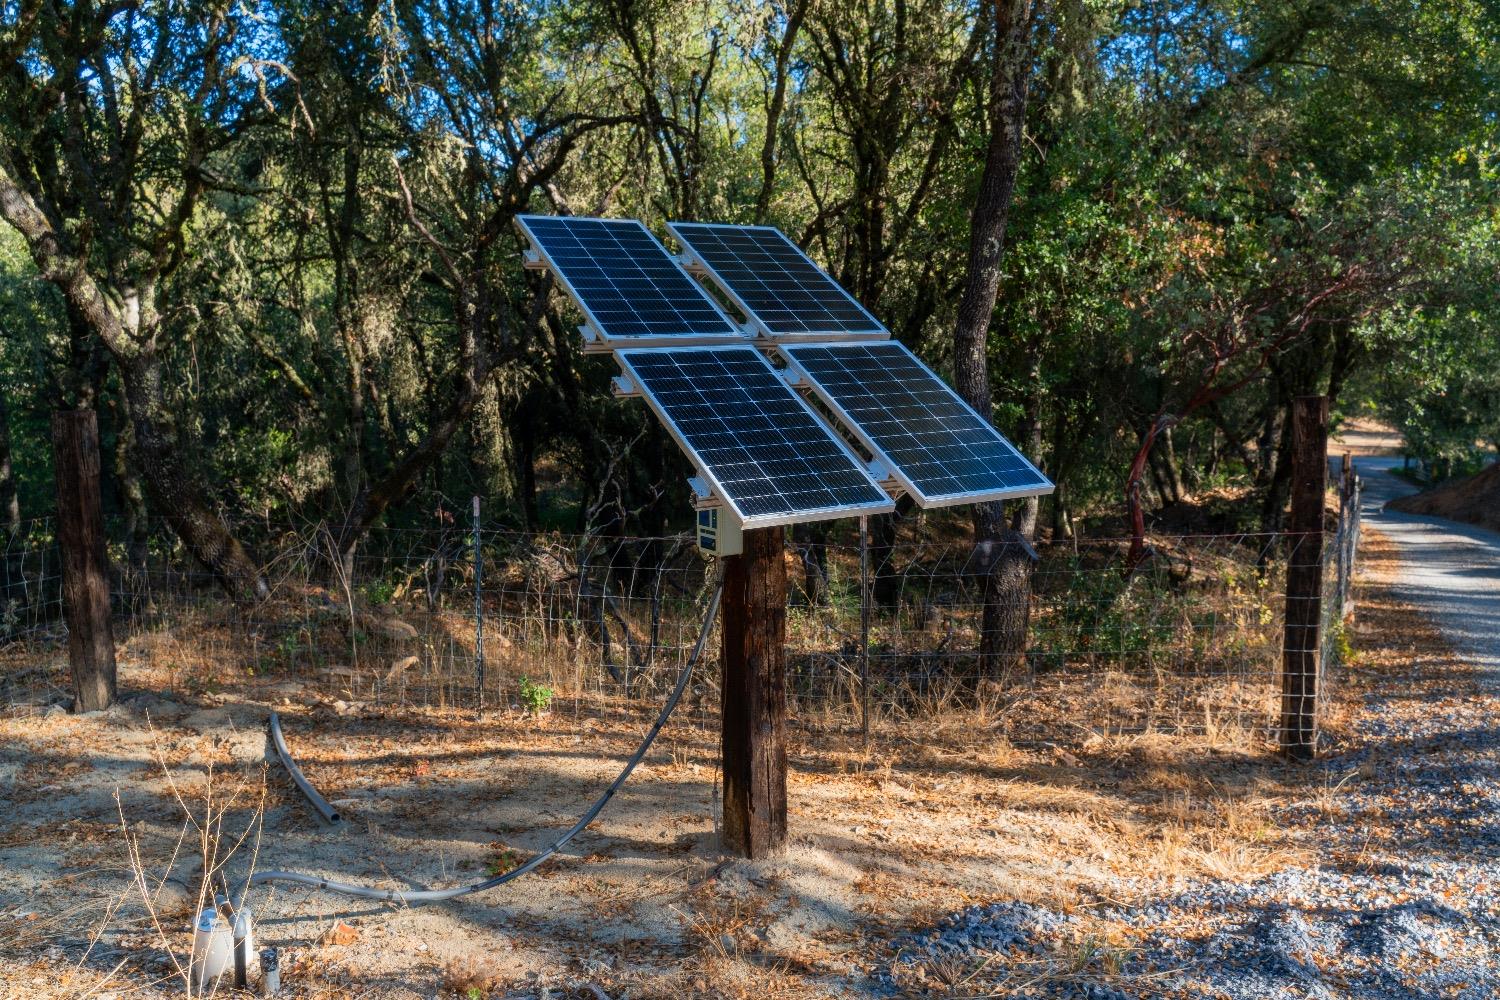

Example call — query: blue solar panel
[516,215,742,344]
[615,346,894,528]
[780,342,1053,508]
[668,223,887,340]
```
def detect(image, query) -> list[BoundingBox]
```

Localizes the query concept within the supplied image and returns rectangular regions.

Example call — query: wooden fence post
[720,526,788,858]
[1280,396,1328,759]
[53,410,117,712]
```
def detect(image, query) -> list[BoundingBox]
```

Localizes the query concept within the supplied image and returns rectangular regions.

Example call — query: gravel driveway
[885,460,1500,999]
[1352,457,1500,674]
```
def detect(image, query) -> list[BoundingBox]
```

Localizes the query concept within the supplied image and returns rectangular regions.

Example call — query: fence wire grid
[2,486,1361,745]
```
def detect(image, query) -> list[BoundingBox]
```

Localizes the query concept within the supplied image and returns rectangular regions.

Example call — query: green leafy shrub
[518,675,554,716]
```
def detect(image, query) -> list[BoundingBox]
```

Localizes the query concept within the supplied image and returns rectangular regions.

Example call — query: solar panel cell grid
[517,216,739,342]
[616,347,893,527]
[669,223,887,338]
[781,342,1053,506]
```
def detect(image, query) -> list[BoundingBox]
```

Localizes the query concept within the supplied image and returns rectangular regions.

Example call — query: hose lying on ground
[267,712,341,825]
[244,577,723,907]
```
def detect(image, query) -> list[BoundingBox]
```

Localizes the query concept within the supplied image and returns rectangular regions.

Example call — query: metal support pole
[859,515,871,742]
[473,495,484,708]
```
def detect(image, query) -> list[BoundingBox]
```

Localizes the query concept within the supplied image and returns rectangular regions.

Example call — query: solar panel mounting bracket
[687,475,722,510]
[578,323,614,355]
[611,375,641,398]
[521,248,547,270]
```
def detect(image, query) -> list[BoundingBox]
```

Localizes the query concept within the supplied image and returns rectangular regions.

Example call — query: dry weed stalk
[113,721,267,996]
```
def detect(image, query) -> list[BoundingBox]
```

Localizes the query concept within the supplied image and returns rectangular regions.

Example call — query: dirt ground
[0,527,1466,1000]
[1329,416,1404,457]
[1388,461,1500,534]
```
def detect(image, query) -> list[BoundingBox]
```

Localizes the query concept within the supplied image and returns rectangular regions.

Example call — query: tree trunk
[1011,386,1044,536]
[117,353,268,602]
[333,330,496,566]
[950,1,1040,677]
[1161,425,1186,501]
[113,395,150,596]
[794,522,831,606]
[1206,401,1256,472]
[0,391,18,538]
[866,509,907,608]
[519,438,540,530]
[1261,406,1295,534]
[0,170,267,602]
[752,0,809,224]
[1148,444,1173,506]
[1050,482,1069,538]
[977,528,1035,677]
[952,3,1035,431]
[1255,380,1283,488]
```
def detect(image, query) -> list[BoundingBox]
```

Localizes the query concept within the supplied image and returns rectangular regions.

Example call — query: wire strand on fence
[2,498,1362,746]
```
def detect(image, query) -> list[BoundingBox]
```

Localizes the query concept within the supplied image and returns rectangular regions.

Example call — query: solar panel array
[516,214,1052,526]
[616,347,893,527]
[780,342,1053,507]
[515,215,740,344]
[669,223,887,340]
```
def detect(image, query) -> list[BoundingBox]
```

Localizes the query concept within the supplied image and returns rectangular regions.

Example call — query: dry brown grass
[439,955,506,996]
[2,524,1398,999]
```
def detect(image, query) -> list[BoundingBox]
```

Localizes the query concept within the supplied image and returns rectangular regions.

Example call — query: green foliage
[0,0,1492,538]
[483,844,521,877]
[1327,619,1356,669]
[364,579,398,606]
[518,676,554,716]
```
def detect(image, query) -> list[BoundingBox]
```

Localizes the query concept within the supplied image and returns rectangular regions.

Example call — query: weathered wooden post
[1280,396,1328,759]
[53,409,117,712]
[720,526,788,858]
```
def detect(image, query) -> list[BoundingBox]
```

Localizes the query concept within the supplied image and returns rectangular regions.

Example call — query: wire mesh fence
[1,488,1363,744]
[1,518,63,636]
[1316,475,1362,728]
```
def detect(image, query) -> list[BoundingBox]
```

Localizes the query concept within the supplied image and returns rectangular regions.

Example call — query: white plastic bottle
[190,907,233,994]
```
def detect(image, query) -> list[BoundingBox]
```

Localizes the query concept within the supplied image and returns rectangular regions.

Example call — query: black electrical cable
[243,577,722,907]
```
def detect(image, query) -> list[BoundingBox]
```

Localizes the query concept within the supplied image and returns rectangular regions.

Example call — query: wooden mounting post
[1280,396,1328,759]
[720,526,788,858]
[53,410,117,712]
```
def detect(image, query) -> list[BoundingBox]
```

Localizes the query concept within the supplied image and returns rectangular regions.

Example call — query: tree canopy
[1,0,1495,576]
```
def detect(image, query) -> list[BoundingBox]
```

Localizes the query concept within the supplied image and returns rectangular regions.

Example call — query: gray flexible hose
[267,712,341,825]
[244,578,722,906]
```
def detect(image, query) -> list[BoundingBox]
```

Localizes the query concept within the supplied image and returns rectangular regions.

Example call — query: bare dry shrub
[115,721,267,996]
